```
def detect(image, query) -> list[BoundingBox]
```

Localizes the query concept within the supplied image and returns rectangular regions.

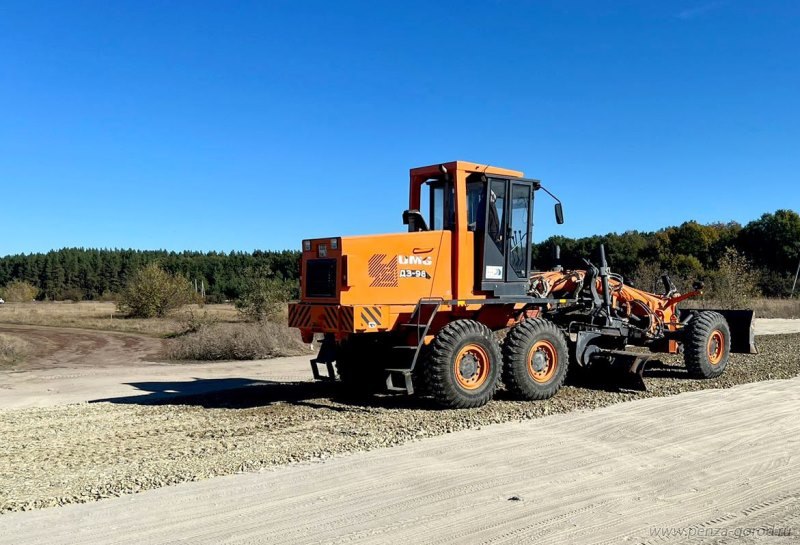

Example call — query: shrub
[630,261,696,295]
[60,287,85,302]
[118,263,197,318]
[708,247,761,309]
[177,308,219,334]
[0,281,39,302]
[235,275,293,322]
[204,293,227,304]
[96,291,119,302]
[630,261,663,292]
[671,254,704,279]
[165,321,310,360]
[0,333,29,365]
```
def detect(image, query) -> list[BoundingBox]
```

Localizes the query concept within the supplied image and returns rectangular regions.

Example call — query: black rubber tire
[502,319,569,400]
[411,343,432,397]
[335,336,386,394]
[684,311,731,379]
[424,320,501,409]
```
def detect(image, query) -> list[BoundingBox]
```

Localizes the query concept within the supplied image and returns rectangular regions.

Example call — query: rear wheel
[425,320,501,409]
[502,319,569,400]
[684,311,731,378]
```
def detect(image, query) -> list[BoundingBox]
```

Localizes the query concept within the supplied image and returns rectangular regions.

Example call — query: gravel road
[0,333,798,515]
[2,375,799,545]
[1,318,797,409]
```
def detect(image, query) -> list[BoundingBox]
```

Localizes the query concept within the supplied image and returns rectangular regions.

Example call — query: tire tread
[502,319,568,400]
[684,311,730,379]
[424,320,501,409]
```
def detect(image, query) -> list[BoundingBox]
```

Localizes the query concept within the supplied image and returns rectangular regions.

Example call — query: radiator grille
[306,259,337,298]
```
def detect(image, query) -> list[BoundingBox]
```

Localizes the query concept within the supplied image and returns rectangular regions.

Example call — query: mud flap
[704,309,757,354]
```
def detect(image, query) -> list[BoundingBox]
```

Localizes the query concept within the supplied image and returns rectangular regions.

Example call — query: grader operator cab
[288,161,756,409]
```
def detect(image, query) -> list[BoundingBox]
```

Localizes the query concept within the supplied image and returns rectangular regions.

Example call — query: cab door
[478,177,532,296]
[506,182,532,282]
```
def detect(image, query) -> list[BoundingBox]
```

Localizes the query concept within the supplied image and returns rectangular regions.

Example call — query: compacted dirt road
[2,376,799,545]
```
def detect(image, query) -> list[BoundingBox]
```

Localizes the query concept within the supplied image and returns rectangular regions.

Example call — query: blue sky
[1,1,798,256]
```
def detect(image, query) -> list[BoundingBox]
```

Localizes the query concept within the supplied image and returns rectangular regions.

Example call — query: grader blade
[592,349,653,392]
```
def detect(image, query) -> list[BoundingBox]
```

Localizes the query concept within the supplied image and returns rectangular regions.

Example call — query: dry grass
[0,302,241,337]
[0,333,29,365]
[165,321,312,360]
[686,298,800,319]
[0,301,309,362]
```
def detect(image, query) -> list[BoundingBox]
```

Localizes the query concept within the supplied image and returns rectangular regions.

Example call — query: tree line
[0,209,797,301]
[0,248,299,302]
[533,209,800,297]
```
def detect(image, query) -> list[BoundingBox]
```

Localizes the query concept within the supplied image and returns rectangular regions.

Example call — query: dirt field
[0,324,166,371]
[0,302,240,336]
[0,321,313,408]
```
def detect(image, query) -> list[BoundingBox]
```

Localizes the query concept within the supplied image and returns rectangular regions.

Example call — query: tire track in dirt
[2,377,799,545]
[0,324,167,370]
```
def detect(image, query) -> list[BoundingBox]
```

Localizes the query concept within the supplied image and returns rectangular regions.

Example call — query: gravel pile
[1,333,798,513]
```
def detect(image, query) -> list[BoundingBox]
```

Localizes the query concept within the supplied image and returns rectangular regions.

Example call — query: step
[385,369,414,394]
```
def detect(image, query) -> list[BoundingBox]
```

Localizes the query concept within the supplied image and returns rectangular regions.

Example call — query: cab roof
[410,161,523,179]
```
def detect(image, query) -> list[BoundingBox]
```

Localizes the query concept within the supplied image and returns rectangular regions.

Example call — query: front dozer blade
[701,309,758,354]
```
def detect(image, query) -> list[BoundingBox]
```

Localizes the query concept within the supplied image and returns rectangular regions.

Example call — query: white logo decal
[397,255,432,266]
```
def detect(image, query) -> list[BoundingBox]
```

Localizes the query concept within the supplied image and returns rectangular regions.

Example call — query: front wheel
[424,320,501,409]
[502,319,569,400]
[683,311,731,378]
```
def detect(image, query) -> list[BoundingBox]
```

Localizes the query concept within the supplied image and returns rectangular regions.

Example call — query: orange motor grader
[288,161,756,408]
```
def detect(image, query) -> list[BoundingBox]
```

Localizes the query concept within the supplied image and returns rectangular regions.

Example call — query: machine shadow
[88,376,448,411]
[88,359,696,409]
[563,359,693,393]
[90,379,341,409]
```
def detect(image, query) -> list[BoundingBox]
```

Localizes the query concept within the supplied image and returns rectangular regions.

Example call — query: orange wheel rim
[528,340,558,383]
[707,330,724,365]
[454,343,490,390]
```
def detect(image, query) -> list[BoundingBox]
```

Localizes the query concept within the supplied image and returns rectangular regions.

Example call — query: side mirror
[402,209,429,232]
[555,203,564,224]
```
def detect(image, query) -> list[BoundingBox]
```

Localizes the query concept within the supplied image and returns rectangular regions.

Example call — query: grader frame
[289,161,755,408]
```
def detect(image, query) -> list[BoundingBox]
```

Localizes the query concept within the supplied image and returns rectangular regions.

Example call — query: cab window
[427,180,454,230]
[466,181,484,230]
